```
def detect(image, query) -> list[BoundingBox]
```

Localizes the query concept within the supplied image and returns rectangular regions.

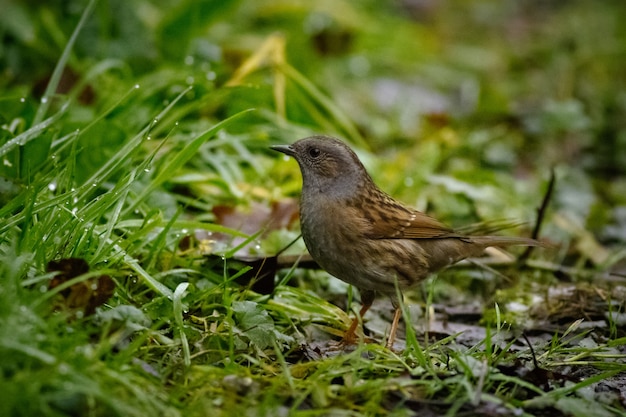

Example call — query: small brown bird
[272,135,543,348]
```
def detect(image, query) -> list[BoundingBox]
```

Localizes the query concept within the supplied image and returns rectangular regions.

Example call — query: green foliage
[1,0,625,416]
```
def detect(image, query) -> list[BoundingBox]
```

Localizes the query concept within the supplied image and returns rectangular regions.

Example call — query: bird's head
[271,136,373,198]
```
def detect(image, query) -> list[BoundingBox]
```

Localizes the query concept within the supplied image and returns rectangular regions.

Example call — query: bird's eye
[308,147,321,158]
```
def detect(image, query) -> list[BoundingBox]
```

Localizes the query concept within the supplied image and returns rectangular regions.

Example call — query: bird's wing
[363,203,457,239]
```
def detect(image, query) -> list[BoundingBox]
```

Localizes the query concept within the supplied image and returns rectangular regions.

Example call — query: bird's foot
[325,320,375,351]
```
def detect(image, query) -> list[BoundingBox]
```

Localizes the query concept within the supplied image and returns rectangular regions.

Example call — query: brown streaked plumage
[271,135,543,348]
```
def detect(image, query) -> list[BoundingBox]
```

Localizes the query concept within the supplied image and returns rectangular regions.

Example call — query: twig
[444,257,626,283]
[519,168,556,263]
[523,332,540,369]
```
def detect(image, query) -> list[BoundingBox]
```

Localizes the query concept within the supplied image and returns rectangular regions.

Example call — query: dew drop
[48,182,57,192]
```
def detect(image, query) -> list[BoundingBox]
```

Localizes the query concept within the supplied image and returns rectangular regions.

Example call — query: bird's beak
[270,144,296,157]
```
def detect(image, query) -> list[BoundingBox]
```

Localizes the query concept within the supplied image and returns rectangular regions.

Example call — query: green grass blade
[173,282,191,368]
[32,0,97,125]
[124,108,254,216]
[0,101,69,158]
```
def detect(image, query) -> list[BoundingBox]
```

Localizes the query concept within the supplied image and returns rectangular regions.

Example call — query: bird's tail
[468,236,547,248]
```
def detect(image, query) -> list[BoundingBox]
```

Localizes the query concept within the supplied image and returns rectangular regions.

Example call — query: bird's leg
[343,302,372,343]
[386,307,402,349]
[385,294,404,349]
[342,290,376,344]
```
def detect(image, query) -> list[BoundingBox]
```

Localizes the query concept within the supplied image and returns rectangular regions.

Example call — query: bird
[271,135,544,348]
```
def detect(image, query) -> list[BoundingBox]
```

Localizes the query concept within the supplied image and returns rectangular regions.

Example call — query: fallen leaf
[47,258,115,317]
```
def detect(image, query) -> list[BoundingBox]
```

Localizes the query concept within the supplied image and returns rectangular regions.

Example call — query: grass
[2,1,626,416]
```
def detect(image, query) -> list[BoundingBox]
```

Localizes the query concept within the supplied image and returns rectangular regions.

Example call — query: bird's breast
[298,195,432,294]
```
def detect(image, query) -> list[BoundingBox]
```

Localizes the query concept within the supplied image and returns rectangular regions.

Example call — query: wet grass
[1,1,626,416]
